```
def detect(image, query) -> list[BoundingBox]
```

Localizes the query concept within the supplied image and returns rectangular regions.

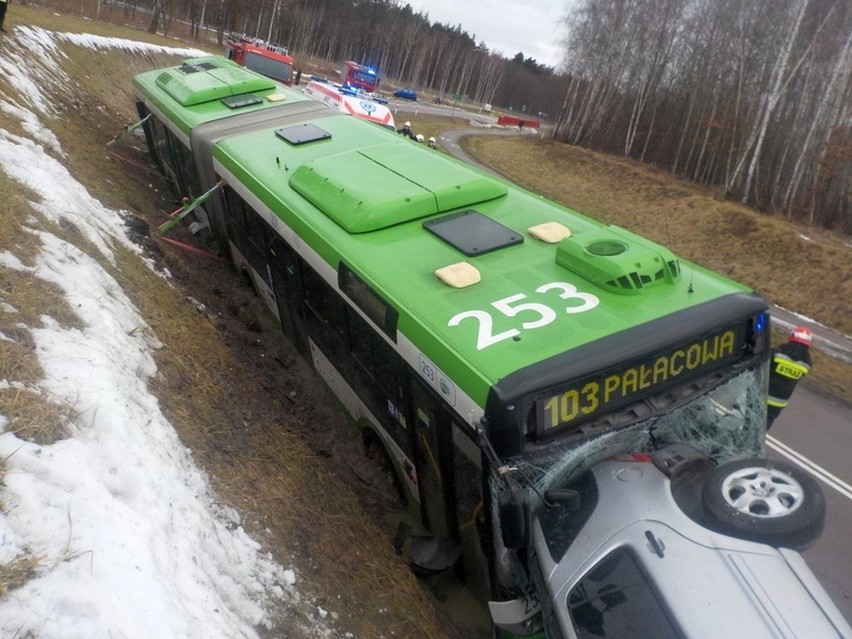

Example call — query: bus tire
[701,458,825,549]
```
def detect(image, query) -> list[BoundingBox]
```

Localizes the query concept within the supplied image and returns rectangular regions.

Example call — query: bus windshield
[518,359,768,494]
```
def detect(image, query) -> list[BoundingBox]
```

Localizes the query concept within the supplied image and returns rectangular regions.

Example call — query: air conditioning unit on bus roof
[555,226,681,295]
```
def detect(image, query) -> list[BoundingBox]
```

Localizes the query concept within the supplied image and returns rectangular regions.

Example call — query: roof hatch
[289,143,507,233]
[424,210,523,256]
[556,226,681,294]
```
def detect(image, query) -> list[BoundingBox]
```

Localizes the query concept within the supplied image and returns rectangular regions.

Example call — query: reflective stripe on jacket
[767,343,811,408]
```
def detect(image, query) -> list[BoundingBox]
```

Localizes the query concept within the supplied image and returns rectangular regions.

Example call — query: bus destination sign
[538,325,746,432]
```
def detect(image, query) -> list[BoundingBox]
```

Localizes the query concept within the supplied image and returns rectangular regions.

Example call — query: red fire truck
[342,61,380,93]
[225,33,300,86]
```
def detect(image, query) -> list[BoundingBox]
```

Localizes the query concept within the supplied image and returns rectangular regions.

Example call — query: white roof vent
[528,221,571,243]
[435,262,481,288]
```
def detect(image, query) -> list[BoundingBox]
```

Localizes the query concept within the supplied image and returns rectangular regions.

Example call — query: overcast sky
[402,0,572,68]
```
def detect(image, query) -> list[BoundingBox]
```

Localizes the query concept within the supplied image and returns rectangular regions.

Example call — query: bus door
[410,381,490,598]
[450,420,490,603]
[267,236,309,357]
[411,380,456,540]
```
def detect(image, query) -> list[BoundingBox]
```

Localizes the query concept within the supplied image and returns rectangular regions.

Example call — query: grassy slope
[1,5,463,638]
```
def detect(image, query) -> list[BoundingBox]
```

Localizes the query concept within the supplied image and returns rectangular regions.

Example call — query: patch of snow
[0,27,334,639]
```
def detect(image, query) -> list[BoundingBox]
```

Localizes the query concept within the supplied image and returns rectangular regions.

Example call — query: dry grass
[395,115,472,146]
[0,183,80,450]
[0,386,74,447]
[0,555,42,599]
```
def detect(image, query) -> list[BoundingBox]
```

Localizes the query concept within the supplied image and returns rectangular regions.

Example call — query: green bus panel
[211,113,754,409]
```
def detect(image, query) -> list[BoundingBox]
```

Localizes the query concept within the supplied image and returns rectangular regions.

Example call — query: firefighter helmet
[789,326,813,346]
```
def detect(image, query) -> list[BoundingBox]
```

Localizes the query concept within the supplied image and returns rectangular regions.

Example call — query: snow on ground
[0,27,331,639]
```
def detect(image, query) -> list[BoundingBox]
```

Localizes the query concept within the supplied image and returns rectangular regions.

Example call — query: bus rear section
[128,56,844,638]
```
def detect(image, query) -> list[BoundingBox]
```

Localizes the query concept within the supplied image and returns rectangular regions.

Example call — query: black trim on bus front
[484,293,769,458]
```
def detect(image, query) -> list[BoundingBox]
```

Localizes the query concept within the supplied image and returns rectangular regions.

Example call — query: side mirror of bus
[545,489,581,511]
[499,486,530,550]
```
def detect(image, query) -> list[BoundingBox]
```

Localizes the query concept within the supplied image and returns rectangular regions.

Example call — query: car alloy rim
[720,466,804,517]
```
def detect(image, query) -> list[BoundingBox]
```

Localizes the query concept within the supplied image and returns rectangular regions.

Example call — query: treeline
[101,0,566,118]
[79,0,850,230]
[556,0,851,232]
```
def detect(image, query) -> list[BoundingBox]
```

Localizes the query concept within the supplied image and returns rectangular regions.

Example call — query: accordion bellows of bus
[129,56,842,638]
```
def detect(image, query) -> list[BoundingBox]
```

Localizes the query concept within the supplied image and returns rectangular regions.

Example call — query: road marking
[766,434,852,501]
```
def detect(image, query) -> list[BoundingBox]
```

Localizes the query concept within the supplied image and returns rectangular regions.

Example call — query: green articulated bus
[133,56,777,636]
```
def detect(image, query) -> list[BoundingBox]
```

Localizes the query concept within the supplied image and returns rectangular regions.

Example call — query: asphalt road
[418,109,852,625]
[768,389,852,622]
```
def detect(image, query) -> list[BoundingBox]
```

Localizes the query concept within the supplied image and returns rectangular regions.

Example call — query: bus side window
[147,116,170,176]
[267,236,309,357]
[347,307,409,447]
[223,188,271,277]
[139,111,201,203]
[171,137,202,201]
[302,267,348,360]
[135,102,160,169]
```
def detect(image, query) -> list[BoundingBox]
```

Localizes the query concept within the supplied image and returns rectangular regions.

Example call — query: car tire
[701,457,825,549]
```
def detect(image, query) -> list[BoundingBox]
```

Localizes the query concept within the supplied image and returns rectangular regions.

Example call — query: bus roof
[131,56,315,138]
[210,110,756,407]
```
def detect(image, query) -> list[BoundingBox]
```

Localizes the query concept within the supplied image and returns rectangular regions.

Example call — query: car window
[568,548,682,638]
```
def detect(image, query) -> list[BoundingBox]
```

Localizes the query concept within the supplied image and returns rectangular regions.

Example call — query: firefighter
[766,326,813,429]
[397,121,415,139]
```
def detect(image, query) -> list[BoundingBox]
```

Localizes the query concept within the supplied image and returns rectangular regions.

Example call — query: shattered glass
[490,360,768,591]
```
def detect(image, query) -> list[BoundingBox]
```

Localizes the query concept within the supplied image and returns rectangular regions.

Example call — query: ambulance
[302,79,395,129]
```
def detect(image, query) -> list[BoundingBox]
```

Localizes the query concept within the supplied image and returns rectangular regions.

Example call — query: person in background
[397,121,414,139]
[766,326,813,429]
[427,136,437,149]
[0,0,9,33]
[415,133,424,143]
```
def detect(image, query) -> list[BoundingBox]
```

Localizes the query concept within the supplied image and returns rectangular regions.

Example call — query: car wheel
[701,457,825,549]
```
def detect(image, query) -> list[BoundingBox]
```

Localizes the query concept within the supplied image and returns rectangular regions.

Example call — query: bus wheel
[701,458,825,550]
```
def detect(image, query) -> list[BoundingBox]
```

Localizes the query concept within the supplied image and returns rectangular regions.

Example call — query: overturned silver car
[490,444,850,638]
